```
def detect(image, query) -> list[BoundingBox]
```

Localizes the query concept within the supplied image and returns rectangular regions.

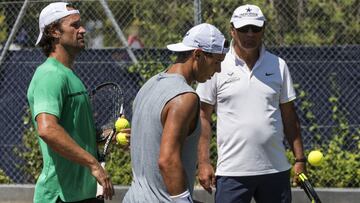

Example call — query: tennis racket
[298,173,322,203]
[90,82,124,200]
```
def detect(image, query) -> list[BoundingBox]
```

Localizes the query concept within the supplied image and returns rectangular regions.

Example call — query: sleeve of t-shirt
[33,72,67,119]
[280,62,296,104]
[196,75,217,105]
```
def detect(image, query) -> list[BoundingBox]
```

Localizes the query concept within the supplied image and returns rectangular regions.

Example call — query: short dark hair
[176,51,193,61]
[175,39,229,61]
[37,19,63,57]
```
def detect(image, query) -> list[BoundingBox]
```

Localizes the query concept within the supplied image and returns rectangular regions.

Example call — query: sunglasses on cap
[236,25,263,33]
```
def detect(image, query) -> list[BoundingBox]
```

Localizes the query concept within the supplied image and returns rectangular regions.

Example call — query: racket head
[90,82,124,142]
[91,82,124,160]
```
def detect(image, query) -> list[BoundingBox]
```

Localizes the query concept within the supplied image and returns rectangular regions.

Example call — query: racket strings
[91,84,123,135]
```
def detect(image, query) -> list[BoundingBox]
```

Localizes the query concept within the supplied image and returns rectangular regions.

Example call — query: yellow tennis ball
[308,150,324,166]
[116,132,129,145]
[115,117,130,132]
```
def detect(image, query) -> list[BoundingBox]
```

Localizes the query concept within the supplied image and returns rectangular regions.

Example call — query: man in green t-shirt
[27,2,114,202]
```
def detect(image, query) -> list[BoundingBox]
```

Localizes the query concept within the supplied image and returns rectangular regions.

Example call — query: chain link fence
[0,0,359,188]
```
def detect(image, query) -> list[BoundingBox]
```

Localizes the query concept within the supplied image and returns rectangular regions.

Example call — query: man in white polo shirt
[196,4,306,203]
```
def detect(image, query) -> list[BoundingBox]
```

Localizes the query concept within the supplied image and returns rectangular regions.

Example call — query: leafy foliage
[105,146,133,185]
[128,50,172,83]
[1,0,359,47]
[196,0,360,45]
[13,108,42,183]
[0,8,8,43]
[0,168,12,184]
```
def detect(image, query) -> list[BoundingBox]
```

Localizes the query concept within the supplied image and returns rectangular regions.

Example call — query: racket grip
[96,162,106,199]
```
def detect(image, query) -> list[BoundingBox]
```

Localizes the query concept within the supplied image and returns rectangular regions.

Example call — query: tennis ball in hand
[116,132,129,145]
[115,117,130,132]
[308,150,324,166]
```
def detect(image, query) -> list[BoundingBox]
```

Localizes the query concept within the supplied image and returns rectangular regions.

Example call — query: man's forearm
[198,117,212,164]
[158,156,187,195]
[289,134,305,160]
[38,123,98,169]
[281,102,305,159]
[284,117,305,159]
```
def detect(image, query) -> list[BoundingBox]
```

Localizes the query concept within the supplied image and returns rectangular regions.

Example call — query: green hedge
[0,168,12,184]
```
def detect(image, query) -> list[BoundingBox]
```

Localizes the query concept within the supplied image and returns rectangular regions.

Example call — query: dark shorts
[56,197,104,203]
[215,170,291,203]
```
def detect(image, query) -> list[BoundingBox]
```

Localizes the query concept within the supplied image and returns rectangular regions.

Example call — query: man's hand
[91,162,114,200]
[292,162,306,186]
[96,128,114,143]
[116,128,131,150]
[198,162,215,194]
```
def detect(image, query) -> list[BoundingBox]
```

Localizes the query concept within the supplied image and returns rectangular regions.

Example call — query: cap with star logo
[230,4,266,29]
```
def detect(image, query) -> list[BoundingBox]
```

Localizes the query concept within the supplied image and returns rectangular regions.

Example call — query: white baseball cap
[35,2,80,45]
[230,4,266,28]
[167,23,229,54]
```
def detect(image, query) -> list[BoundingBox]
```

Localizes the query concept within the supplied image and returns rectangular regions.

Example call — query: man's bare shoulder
[162,92,199,123]
[168,92,199,109]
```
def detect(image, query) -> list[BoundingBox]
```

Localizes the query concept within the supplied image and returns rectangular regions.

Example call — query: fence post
[0,0,29,68]
[99,0,138,65]
[194,0,202,25]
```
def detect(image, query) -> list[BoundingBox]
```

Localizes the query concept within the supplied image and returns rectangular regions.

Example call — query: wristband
[295,157,307,163]
[170,190,193,203]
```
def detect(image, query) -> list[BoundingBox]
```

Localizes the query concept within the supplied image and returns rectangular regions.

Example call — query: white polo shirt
[196,44,296,176]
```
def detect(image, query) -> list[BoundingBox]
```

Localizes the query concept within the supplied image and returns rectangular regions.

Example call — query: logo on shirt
[265,72,274,76]
[225,77,240,84]
[225,72,240,83]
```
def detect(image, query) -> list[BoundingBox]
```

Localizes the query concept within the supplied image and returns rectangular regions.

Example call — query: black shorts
[56,197,104,203]
[215,170,291,203]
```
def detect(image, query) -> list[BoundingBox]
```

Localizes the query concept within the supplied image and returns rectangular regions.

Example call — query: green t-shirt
[27,58,97,203]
